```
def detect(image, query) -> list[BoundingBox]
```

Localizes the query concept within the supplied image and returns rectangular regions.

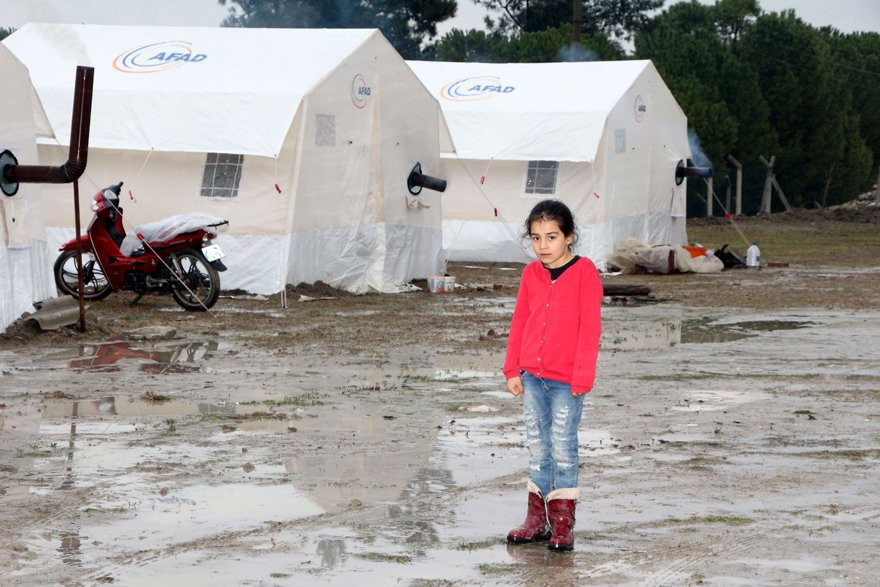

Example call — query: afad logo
[351,74,371,109]
[440,76,515,101]
[113,41,207,74]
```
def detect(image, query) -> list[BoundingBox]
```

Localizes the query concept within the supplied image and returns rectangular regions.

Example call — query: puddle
[681,318,816,344]
[670,389,772,412]
[51,341,221,373]
[18,483,323,574]
[42,396,274,420]
[602,320,681,351]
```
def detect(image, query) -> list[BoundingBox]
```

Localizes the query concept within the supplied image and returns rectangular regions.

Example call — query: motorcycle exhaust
[1,65,94,196]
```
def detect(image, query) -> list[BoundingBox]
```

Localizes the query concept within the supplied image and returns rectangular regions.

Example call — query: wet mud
[1,258,879,585]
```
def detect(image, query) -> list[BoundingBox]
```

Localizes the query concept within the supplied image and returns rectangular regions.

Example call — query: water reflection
[67,341,218,373]
[58,531,82,566]
[317,538,346,568]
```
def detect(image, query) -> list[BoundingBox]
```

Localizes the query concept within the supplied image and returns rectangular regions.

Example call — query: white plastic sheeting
[0,44,55,333]
[6,25,449,294]
[120,213,228,256]
[408,59,692,266]
[607,237,723,274]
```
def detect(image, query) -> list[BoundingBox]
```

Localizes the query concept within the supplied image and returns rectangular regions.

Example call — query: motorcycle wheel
[170,249,220,311]
[53,249,113,301]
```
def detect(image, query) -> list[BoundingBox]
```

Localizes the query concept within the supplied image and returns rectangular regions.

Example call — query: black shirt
[545,255,580,281]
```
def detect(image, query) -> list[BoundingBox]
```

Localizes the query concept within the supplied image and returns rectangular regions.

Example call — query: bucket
[427,275,456,293]
[427,275,446,293]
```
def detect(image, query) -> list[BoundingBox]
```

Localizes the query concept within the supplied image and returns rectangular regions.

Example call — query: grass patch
[791,449,880,461]
[478,562,522,575]
[200,411,289,422]
[353,552,412,564]
[14,444,52,458]
[682,456,727,467]
[269,573,291,579]
[686,220,880,267]
[240,392,325,408]
[456,537,502,551]
[651,514,753,528]
[404,374,478,384]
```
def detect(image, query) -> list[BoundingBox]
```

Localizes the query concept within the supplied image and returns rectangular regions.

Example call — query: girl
[503,199,602,552]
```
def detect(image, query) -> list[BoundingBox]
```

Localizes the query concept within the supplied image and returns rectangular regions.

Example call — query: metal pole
[73,179,85,332]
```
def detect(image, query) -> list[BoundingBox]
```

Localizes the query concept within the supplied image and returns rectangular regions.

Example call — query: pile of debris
[837,189,880,210]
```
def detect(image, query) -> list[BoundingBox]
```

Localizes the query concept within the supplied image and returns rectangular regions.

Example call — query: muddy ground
[1,211,879,586]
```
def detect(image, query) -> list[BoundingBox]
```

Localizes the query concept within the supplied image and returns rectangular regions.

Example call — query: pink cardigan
[503,258,603,394]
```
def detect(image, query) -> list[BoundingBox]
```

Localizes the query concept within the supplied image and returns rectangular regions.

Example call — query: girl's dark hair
[522,199,578,248]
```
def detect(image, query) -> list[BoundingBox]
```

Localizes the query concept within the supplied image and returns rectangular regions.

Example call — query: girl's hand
[506,376,524,397]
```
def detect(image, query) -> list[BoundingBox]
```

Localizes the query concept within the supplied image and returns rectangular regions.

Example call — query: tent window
[201,153,244,198]
[315,114,336,147]
[614,128,626,153]
[524,160,558,196]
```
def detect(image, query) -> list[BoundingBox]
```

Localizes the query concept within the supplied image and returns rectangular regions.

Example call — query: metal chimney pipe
[675,159,714,185]
[2,66,94,187]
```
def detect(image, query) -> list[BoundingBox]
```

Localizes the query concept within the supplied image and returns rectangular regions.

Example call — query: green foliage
[635,1,878,213]
[475,0,663,39]
[739,11,872,206]
[218,0,455,58]
[429,24,623,62]
[0,27,15,42]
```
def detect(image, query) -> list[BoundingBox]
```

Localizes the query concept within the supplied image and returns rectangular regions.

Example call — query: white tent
[407,60,691,267]
[0,44,55,334]
[4,24,449,294]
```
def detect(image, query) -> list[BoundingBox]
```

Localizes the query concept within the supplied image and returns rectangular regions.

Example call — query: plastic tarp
[120,213,228,256]
[607,237,723,274]
[0,44,55,333]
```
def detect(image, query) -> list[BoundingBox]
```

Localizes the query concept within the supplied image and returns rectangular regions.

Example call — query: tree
[635,0,775,214]
[428,23,623,62]
[825,30,880,192]
[740,11,872,206]
[475,0,663,40]
[712,0,760,47]
[0,27,14,42]
[217,0,456,59]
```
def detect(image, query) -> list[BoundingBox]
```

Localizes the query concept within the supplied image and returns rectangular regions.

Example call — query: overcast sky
[2,0,878,36]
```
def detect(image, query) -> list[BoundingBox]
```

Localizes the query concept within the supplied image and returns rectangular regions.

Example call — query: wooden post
[706,177,714,217]
[770,176,793,211]
[727,154,742,215]
[874,163,880,201]
[759,155,775,214]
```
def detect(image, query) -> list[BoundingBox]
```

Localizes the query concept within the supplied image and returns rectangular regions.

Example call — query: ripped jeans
[521,371,584,497]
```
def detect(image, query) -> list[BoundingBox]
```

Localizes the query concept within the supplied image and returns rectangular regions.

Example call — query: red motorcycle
[54,182,228,311]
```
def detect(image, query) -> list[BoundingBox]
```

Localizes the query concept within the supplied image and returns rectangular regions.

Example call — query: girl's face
[529,219,573,269]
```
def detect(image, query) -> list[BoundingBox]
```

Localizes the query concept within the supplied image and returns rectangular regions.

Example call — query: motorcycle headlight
[90,200,99,212]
